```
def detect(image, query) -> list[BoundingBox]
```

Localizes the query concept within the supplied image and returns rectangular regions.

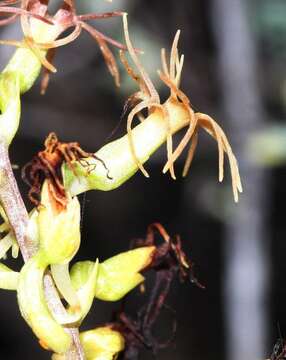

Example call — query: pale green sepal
[17,253,72,354]
[54,260,99,326]
[71,247,154,302]
[96,266,143,302]
[70,260,95,291]
[0,263,19,290]
[95,247,154,301]
[51,263,80,309]
[3,48,42,94]
[0,72,21,145]
[0,233,13,259]
[68,259,99,324]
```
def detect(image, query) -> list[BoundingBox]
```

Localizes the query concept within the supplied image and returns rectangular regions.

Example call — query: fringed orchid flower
[63,14,242,202]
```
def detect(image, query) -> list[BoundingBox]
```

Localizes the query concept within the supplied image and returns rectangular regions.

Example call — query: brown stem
[0,141,33,261]
[0,141,85,359]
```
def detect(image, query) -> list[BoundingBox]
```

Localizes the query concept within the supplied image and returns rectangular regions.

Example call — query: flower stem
[0,17,85,360]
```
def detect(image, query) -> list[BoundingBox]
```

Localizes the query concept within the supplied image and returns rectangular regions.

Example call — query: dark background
[1,0,286,359]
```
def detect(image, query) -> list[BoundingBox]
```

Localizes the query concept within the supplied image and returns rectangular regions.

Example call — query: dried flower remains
[22,132,108,209]
[109,223,203,359]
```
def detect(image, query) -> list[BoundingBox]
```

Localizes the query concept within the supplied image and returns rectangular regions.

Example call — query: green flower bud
[37,182,81,264]
[95,246,155,301]
[71,247,155,302]
[80,327,125,360]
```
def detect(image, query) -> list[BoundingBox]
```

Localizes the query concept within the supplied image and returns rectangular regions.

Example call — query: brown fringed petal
[158,31,242,202]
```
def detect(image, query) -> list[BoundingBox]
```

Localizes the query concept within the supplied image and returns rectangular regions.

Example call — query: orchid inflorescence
[0,1,242,359]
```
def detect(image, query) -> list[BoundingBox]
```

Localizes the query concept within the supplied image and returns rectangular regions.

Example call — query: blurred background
[1,0,286,359]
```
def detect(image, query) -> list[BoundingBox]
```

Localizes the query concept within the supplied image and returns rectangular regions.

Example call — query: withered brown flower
[107,223,204,359]
[22,132,108,209]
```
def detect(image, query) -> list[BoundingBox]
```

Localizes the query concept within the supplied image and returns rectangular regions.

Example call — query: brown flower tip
[21,132,107,209]
[136,223,205,289]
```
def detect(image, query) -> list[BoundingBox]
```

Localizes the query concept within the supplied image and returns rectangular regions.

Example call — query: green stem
[3,47,42,94]
[2,18,61,94]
